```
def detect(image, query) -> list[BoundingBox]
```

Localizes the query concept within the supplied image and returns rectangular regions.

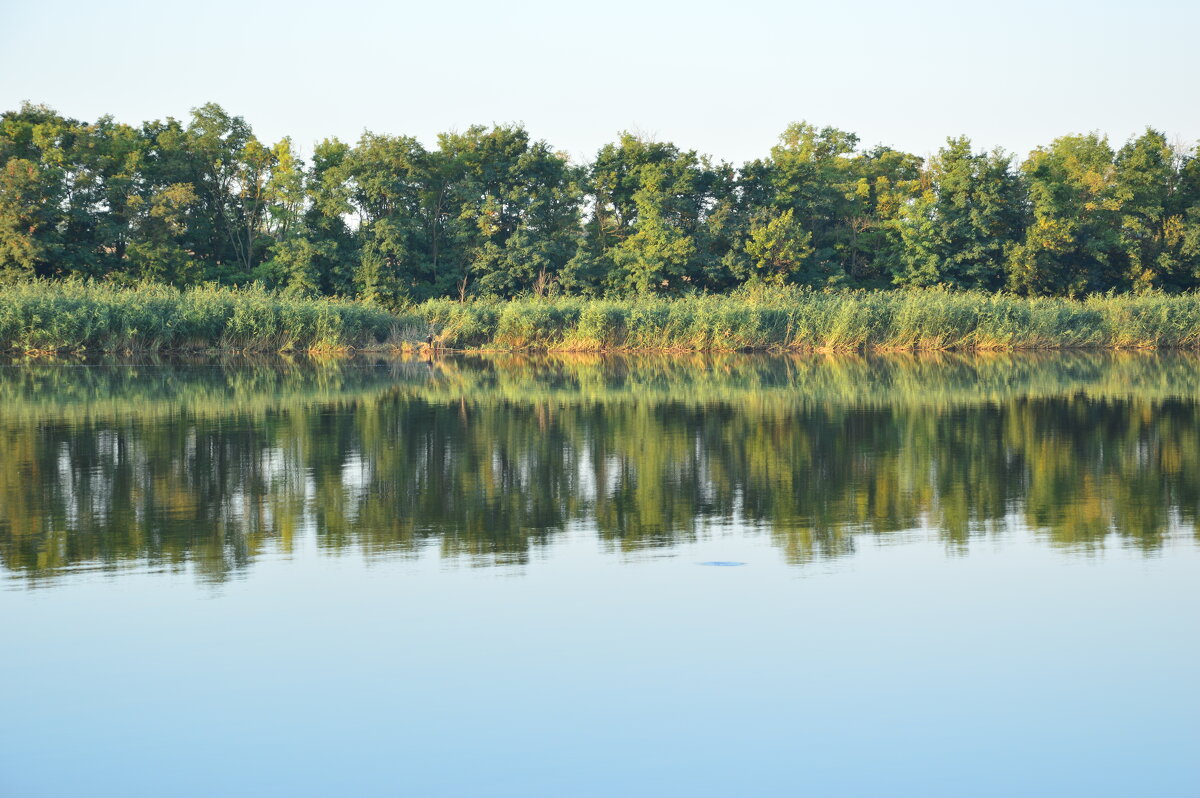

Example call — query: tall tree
[843,146,922,285]
[336,132,429,304]
[586,134,716,294]
[1007,134,1126,295]
[0,104,70,279]
[897,137,1025,290]
[439,125,581,298]
[1113,128,1200,291]
[757,122,861,285]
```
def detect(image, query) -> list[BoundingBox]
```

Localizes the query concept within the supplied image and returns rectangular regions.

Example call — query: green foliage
[3,102,1200,301]
[1007,133,1127,295]
[743,208,814,284]
[411,288,1200,352]
[0,280,394,352]
[0,159,50,279]
[1113,129,1200,292]
[896,137,1024,290]
[585,135,716,294]
[8,280,1200,354]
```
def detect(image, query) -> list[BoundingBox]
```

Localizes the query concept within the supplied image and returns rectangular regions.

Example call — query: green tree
[254,138,316,296]
[1113,129,1200,291]
[180,103,274,282]
[125,182,200,283]
[742,208,813,284]
[0,104,71,279]
[336,132,430,305]
[841,146,923,284]
[897,137,1025,290]
[302,138,360,296]
[756,122,860,284]
[587,134,716,294]
[438,125,581,298]
[0,159,50,280]
[1007,133,1126,295]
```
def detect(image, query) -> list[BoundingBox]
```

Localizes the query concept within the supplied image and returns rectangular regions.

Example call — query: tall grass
[7,281,1200,353]
[418,287,1200,351]
[0,280,401,353]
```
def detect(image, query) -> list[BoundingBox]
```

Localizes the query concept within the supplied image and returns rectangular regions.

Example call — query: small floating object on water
[699,561,746,566]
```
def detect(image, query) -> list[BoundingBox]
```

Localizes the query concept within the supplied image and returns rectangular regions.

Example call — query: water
[1,353,1197,797]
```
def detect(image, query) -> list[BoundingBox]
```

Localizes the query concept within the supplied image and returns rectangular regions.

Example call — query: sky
[2,0,1197,165]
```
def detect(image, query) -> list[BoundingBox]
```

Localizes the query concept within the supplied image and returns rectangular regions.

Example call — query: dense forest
[3,102,1200,306]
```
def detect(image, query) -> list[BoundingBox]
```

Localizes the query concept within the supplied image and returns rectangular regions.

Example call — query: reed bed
[418,287,1200,351]
[0,280,400,353]
[6,281,1200,353]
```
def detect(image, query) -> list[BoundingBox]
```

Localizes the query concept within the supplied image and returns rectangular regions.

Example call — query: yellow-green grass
[0,280,404,353]
[418,287,1200,352]
[7,281,1200,353]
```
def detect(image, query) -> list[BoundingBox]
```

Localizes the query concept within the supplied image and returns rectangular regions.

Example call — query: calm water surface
[2,353,1197,797]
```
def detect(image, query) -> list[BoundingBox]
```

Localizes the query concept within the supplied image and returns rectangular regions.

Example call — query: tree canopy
[3,102,1199,305]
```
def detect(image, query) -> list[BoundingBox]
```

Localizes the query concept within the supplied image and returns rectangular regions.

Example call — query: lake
[1,353,1197,797]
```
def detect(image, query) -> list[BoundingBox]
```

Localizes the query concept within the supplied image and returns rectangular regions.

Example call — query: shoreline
[10,341,1200,357]
[7,282,1200,355]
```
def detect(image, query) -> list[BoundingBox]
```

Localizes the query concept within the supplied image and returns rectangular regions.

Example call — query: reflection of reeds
[407,350,1200,411]
[3,350,1200,425]
[1,352,1197,584]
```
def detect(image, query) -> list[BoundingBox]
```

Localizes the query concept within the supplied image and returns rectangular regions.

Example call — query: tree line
[3,102,1199,305]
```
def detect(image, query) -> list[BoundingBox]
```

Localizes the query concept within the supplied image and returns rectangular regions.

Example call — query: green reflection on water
[2,352,1198,584]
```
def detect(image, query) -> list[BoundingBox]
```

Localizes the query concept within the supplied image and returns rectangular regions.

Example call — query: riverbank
[0,281,399,353]
[423,288,1200,351]
[5,282,1200,353]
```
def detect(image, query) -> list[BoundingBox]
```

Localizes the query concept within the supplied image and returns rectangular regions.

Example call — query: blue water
[1,355,1198,796]
[4,525,1196,797]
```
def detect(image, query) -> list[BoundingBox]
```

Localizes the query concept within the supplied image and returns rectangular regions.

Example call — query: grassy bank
[7,282,1200,353]
[420,288,1200,351]
[0,281,400,353]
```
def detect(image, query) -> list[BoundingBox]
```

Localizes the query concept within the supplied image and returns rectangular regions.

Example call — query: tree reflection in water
[2,352,1198,584]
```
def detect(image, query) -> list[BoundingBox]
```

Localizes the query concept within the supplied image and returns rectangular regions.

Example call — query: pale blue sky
[2,0,1196,164]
